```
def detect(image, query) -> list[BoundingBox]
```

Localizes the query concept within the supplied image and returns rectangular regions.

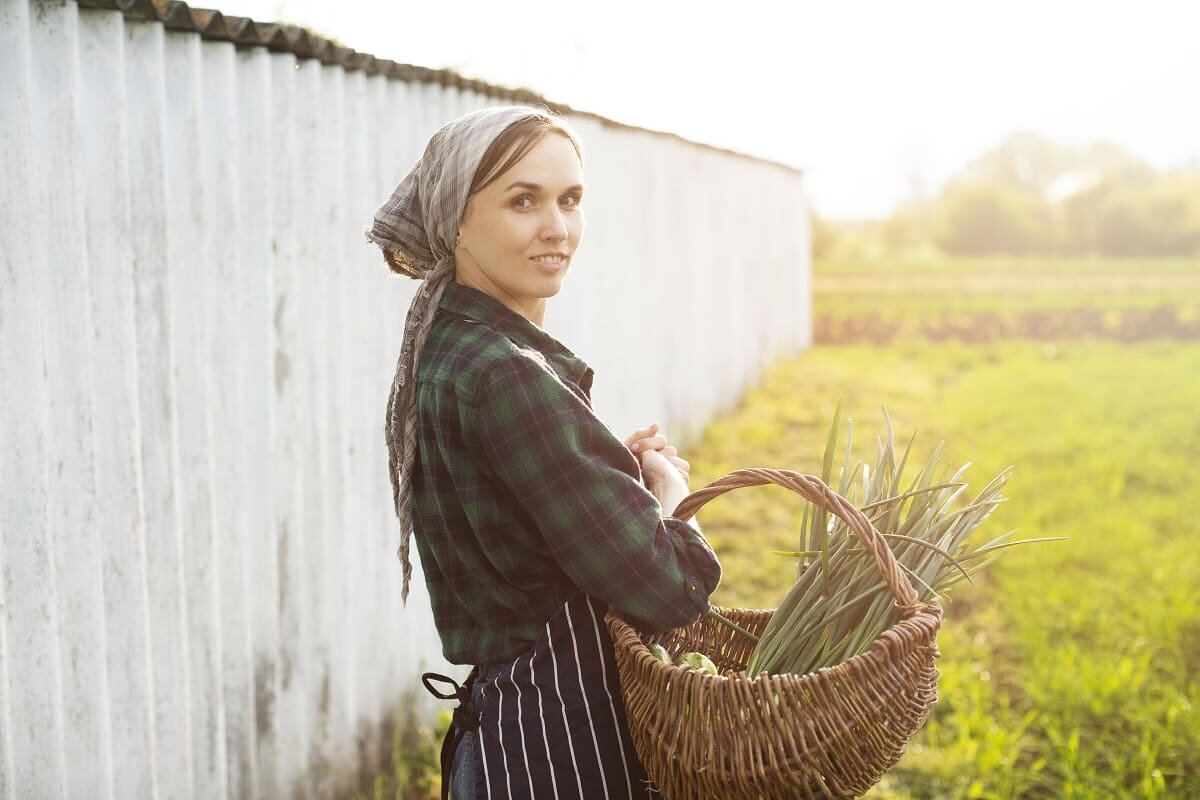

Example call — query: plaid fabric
[411,281,722,664]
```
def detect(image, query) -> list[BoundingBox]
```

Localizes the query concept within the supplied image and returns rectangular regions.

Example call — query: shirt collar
[438,280,594,390]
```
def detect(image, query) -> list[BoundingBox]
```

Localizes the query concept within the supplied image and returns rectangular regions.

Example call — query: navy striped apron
[432,592,657,799]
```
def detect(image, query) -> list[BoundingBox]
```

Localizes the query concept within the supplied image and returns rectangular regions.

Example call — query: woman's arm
[470,351,721,634]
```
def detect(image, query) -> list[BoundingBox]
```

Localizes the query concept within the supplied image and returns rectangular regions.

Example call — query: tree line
[814,132,1200,261]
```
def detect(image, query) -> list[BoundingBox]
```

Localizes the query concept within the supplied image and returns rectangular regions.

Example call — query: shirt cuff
[664,516,722,597]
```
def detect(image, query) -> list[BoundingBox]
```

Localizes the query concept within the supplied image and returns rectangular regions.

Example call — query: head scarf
[365,105,548,605]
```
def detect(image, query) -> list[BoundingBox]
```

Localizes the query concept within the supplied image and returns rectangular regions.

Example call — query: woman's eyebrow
[504,180,585,193]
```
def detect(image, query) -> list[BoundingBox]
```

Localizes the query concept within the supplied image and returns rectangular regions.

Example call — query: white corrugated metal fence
[0,1,811,797]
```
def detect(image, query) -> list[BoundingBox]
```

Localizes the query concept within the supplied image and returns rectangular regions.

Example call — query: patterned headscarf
[365,105,548,605]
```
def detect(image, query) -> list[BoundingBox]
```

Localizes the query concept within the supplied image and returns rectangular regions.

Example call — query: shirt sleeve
[471,350,721,634]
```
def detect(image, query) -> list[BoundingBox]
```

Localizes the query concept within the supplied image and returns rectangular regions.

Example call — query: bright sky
[219,0,1200,219]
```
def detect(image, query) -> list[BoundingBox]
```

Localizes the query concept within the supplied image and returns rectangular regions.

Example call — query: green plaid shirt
[411,280,722,665]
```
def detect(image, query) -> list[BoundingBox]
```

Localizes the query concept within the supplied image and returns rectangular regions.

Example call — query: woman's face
[454,132,584,326]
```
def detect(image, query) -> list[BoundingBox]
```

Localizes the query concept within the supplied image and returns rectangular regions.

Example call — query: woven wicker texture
[606,468,944,799]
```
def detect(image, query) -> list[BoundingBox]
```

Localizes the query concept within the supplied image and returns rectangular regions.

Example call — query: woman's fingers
[624,422,659,449]
[630,433,669,453]
[628,425,687,461]
[667,455,690,478]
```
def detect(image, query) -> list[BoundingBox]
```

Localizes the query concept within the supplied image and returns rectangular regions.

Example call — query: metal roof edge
[72,0,804,176]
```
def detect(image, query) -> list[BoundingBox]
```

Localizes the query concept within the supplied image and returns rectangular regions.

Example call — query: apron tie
[422,668,482,799]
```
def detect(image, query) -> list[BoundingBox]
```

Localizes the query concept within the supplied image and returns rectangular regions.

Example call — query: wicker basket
[606,468,944,799]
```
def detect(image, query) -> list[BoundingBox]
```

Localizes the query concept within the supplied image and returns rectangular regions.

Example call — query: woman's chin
[532,270,568,296]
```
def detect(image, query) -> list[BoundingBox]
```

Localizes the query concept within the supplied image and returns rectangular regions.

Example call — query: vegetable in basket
[647,643,672,664]
[675,651,719,676]
[732,400,1064,677]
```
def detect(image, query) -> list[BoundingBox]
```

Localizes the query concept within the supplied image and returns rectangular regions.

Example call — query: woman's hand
[623,421,661,452]
[637,447,691,518]
[626,424,695,520]
[625,422,691,485]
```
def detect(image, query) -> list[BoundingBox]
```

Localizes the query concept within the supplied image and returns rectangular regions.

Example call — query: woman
[365,105,722,799]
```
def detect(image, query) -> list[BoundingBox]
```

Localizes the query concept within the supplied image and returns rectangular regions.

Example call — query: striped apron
[431,592,657,799]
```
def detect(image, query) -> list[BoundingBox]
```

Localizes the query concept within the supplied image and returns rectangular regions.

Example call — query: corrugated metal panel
[2,0,64,795]
[0,1,812,797]
[70,0,806,176]
[123,17,192,800]
[78,11,155,800]
[232,43,276,798]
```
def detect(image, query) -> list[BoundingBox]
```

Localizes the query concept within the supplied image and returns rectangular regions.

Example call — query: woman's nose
[542,207,569,240]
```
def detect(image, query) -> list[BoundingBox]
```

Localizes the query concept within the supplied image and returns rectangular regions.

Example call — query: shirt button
[688,581,698,592]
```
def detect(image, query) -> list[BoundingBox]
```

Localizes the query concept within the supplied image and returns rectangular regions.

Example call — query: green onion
[744,406,1066,677]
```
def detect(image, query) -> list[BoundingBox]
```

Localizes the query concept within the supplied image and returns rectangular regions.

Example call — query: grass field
[813,258,1200,346]
[371,257,1197,799]
[685,257,1199,798]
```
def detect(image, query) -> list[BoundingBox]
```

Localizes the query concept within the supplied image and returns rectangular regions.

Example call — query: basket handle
[674,468,923,614]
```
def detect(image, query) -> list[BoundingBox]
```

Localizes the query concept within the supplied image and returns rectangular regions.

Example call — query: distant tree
[955,131,1153,197]
[1055,179,1110,256]
[837,133,1199,259]
[810,207,839,261]
[954,132,1073,195]
[881,200,937,254]
[933,181,1051,256]
[1091,174,1200,257]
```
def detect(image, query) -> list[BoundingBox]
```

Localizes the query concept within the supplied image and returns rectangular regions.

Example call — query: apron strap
[422,668,482,800]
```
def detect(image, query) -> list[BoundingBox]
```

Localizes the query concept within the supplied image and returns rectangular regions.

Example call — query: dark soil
[815,306,1200,345]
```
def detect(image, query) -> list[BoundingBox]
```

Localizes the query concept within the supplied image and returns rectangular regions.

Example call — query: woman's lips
[531,255,567,273]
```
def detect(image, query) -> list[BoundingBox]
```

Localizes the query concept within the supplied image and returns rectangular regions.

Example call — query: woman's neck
[454,271,547,328]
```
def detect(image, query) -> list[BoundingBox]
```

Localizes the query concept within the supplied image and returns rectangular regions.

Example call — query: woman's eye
[513,194,582,209]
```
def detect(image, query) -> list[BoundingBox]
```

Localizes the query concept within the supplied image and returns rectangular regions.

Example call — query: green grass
[812,256,1200,344]
[685,336,1198,797]
[813,255,1200,277]
[816,289,1200,315]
